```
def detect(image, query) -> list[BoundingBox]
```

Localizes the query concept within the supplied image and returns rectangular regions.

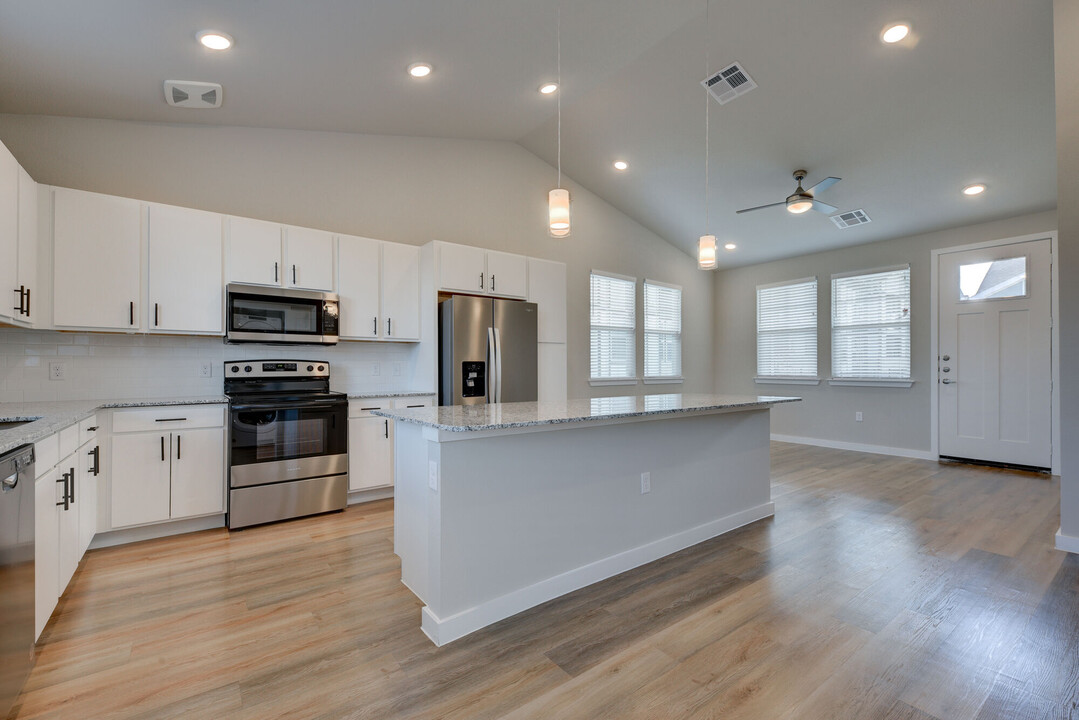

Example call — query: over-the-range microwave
[225,283,340,345]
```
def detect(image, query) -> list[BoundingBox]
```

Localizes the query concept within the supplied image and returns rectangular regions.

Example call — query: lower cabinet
[348,396,434,492]
[110,405,225,529]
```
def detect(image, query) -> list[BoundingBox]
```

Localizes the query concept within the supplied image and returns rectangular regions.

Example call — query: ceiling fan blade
[736,201,787,214]
[810,199,838,214]
[806,176,841,196]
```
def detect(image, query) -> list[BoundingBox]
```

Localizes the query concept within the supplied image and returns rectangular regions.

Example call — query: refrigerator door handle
[493,327,503,403]
[486,326,496,403]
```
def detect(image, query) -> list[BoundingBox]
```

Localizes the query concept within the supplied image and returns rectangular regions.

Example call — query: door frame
[929,231,1059,473]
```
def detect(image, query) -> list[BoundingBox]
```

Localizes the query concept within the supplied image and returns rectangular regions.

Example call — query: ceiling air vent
[163,80,223,109]
[701,62,757,105]
[831,209,872,229]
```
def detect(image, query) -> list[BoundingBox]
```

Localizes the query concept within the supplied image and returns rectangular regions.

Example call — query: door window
[959,257,1027,301]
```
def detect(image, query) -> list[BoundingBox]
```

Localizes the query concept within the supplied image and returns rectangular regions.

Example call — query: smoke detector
[701,62,757,105]
[831,209,872,229]
[164,80,223,108]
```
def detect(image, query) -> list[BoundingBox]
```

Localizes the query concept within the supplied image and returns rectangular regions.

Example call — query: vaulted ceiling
[0,0,1057,266]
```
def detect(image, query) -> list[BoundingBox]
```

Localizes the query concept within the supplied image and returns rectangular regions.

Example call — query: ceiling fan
[736,169,841,216]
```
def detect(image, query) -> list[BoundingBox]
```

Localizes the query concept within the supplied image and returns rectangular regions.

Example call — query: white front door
[938,237,1052,467]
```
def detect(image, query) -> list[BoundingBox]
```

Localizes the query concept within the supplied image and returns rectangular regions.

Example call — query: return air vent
[163,80,223,108]
[831,209,872,229]
[701,62,757,105]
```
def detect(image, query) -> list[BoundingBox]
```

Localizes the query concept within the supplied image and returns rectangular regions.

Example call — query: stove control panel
[224,360,329,379]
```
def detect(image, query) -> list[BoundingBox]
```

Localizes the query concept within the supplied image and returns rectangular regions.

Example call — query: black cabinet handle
[293,264,297,284]
[161,435,165,462]
[13,286,23,314]
[154,303,159,327]
[373,317,377,335]
[87,426,98,432]
[274,261,279,283]
[154,417,187,422]
[480,272,484,289]
[55,473,69,510]
[177,434,181,460]
[24,287,29,316]
[360,406,379,411]
[491,274,496,291]
[88,445,100,476]
[387,318,392,336]
[69,467,75,504]
[384,419,388,438]
[130,301,135,325]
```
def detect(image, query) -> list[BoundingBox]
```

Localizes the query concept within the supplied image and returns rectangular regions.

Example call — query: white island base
[379,395,797,646]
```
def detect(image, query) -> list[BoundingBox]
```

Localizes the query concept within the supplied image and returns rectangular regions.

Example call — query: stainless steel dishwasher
[0,444,35,717]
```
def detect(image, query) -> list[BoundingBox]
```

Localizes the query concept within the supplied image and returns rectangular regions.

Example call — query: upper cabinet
[284,226,335,291]
[227,216,282,287]
[53,188,141,331]
[16,167,37,325]
[147,204,224,335]
[226,217,335,291]
[0,141,23,325]
[435,241,528,299]
[338,235,420,342]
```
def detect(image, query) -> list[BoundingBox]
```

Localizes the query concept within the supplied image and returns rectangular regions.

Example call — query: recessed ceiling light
[197,31,233,51]
[724,242,737,250]
[963,183,987,196]
[613,161,628,171]
[881,23,910,44]
[539,82,558,95]
[408,63,433,79]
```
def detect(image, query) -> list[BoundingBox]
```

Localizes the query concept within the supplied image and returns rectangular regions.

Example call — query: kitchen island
[374,393,800,646]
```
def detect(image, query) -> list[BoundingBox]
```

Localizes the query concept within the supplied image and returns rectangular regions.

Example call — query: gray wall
[713,210,1057,454]
[1055,0,1078,541]
[0,114,713,400]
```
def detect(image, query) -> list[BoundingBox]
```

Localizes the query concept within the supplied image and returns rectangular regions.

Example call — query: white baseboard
[419,501,776,646]
[1056,528,1079,555]
[348,486,394,505]
[770,433,935,461]
[89,514,225,549]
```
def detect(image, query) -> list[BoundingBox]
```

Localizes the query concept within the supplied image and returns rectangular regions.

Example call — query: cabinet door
[285,226,335,291]
[78,440,99,557]
[53,188,141,330]
[486,250,528,299]
[35,469,60,639]
[228,216,282,287]
[170,428,225,518]
[148,204,224,334]
[16,166,37,325]
[438,242,487,294]
[338,234,381,339]
[57,463,79,595]
[0,141,17,323]
[348,415,394,491]
[381,242,420,341]
[111,433,172,528]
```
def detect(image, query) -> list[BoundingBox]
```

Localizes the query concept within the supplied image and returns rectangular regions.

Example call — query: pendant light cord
[557,5,562,190]
[704,0,709,232]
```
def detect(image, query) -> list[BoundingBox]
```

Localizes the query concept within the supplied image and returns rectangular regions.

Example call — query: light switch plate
[198,362,212,378]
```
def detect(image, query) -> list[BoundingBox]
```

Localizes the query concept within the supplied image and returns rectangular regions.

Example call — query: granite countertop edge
[347,391,437,399]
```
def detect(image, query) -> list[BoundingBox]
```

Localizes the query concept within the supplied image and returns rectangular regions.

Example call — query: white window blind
[590,272,636,380]
[644,280,682,378]
[831,266,911,378]
[757,278,818,377]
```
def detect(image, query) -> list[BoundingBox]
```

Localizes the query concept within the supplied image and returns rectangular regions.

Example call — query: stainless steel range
[224,360,348,529]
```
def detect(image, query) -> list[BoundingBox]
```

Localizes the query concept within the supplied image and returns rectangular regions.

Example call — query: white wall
[1054,0,1079,546]
[0,114,714,400]
[712,210,1057,454]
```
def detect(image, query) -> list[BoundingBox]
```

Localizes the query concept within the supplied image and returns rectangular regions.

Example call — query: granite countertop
[347,391,437,400]
[0,395,228,455]
[372,393,801,433]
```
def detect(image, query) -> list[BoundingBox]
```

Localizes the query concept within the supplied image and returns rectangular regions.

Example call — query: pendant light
[697,0,717,270]
[549,7,570,238]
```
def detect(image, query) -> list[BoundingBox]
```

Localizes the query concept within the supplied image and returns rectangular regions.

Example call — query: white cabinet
[16,166,37,325]
[110,405,226,528]
[0,140,18,323]
[285,226,335,291]
[227,216,282,287]
[486,250,528,299]
[435,241,528,298]
[338,235,381,339]
[148,204,224,334]
[53,188,142,330]
[338,236,421,342]
[381,243,421,341]
[77,421,100,558]
[347,396,434,493]
[34,462,59,640]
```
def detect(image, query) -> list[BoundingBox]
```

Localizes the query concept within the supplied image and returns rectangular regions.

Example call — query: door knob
[942,378,953,384]
[942,355,950,361]
[942,367,950,372]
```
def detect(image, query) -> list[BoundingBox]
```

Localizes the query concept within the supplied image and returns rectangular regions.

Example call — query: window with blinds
[590,271,636,380]
[644,280,682,379]
[756,278,818,378]
[831,266,911,378]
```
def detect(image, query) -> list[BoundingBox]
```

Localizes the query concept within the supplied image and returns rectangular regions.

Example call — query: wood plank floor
[9,442,1078,720]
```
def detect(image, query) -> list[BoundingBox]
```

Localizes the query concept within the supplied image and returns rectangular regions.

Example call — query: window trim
[755,276,819,379]
[589,270,637,384]
[830,264,912,381]
[643,278,682,381]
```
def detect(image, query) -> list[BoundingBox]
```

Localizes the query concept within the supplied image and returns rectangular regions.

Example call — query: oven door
[229,399,347,488]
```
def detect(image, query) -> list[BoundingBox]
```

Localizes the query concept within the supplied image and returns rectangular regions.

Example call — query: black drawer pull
[154,417,187,422]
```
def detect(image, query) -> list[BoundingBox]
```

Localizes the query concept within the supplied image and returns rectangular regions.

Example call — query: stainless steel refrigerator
[439,296,538,406]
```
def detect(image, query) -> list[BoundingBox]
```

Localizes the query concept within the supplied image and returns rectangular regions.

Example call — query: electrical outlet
[198,362,212,378]
[393,362,402,377]
[48,361,66,381]
[855,411,863,422]
[641,472,651,494]
[428,461,439,491]
[372,362,381,376]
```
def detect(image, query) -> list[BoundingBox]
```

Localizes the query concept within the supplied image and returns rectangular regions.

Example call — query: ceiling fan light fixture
[698,235,717,270]
[786,197,813,214]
